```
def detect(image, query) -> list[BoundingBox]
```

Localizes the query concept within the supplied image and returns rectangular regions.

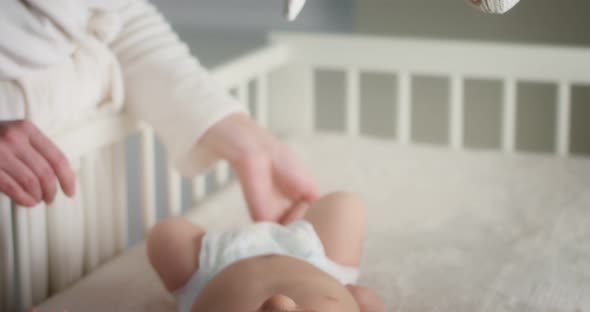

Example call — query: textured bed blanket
[40,133,590,311]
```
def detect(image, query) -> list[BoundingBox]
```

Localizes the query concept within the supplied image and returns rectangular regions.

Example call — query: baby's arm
[147,218,206,292]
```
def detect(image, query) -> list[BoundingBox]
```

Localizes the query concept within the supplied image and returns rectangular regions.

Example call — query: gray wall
[151,0,354,67]
[152,0,354,32]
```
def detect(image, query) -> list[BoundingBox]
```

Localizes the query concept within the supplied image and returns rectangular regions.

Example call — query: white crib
[2,32,590,311]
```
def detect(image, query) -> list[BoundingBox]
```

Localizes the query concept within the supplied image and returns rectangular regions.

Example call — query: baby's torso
[190,255,346,312]
[174,221,359,312]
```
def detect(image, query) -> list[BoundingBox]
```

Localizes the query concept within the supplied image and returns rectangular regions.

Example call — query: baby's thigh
[304,192,367,266]
[147,218,206,292]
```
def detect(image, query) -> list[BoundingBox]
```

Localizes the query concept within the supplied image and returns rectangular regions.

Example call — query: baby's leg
[303,192,366,266]
[303,193,383,311]
[147,218,206,292]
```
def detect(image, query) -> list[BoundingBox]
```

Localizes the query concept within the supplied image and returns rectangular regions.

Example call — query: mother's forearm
[111,1,246,176]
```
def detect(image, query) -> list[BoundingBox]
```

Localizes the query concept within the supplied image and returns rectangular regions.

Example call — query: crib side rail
[0,113,144,311]
[270,32,590,156]
[271,32,590,83]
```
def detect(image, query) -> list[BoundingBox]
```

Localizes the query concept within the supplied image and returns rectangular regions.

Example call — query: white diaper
[174,220,360,312]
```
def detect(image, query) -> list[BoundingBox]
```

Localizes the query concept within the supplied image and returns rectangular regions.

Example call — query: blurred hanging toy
[466,0,521,14]
[284,0,306,21]
[282,0,520,20]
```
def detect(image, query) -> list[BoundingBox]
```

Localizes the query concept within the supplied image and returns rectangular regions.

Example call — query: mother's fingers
[29,128,76,197]
[235,155,277,222]
[1,154,42,203]
[275,162,320,202]
[15,144,58,204]
[273,145,320,202]
[0,170,36,207]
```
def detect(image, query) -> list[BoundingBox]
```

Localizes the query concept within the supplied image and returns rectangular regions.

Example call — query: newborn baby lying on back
[147,192,385,312]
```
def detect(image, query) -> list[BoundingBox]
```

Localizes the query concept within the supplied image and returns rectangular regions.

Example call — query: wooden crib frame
[2,32,590,311]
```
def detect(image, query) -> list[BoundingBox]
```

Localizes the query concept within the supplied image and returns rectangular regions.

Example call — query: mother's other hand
[0,120,75,207]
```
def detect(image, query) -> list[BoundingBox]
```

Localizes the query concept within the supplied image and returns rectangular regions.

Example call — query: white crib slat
[96,151,114,262]
[48,184,85,293]
[397,72,412,144]
[238,81,249,108]
[47,191,62,293]
[14,206,32,310]
[167,168,182,217]
[502,79,517,153]
[53,160,85,289]
[81,156,99,271]
[27,204,48,305]
[214,158,230,185]
[450,75,465,149]
[140,127,157,234]
[111,142,128,253]
[346,69,361,136]
[215,161,230,186]
[556,82,571,156]
[193,175,206,202]
[305,67,316,133]
[71,181,85,282]
[0,195,15,312]
[256,74,269,127]
[94,151,116,260]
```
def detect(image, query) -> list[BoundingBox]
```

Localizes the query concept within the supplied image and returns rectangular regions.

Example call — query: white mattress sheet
[40,134,590,311]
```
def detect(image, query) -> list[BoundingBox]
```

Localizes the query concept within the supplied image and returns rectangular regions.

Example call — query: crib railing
[0,43,288,311]
[0,113,140,310]
[269,32,590,157]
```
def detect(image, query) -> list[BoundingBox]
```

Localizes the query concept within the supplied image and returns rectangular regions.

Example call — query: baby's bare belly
[189,255,345,312]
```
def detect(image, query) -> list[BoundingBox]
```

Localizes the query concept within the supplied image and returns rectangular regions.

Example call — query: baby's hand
[346,285,386,312]
[279,200,310,225]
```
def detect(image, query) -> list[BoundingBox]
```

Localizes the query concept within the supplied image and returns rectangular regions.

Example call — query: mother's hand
[0,120,76,207]
[200,113,320,223]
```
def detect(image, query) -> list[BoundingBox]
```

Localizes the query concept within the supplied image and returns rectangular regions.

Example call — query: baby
[147,192,385,312]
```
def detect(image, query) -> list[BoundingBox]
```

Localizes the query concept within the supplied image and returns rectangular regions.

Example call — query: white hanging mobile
[284,0,306,21]
[466,0,522,14]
